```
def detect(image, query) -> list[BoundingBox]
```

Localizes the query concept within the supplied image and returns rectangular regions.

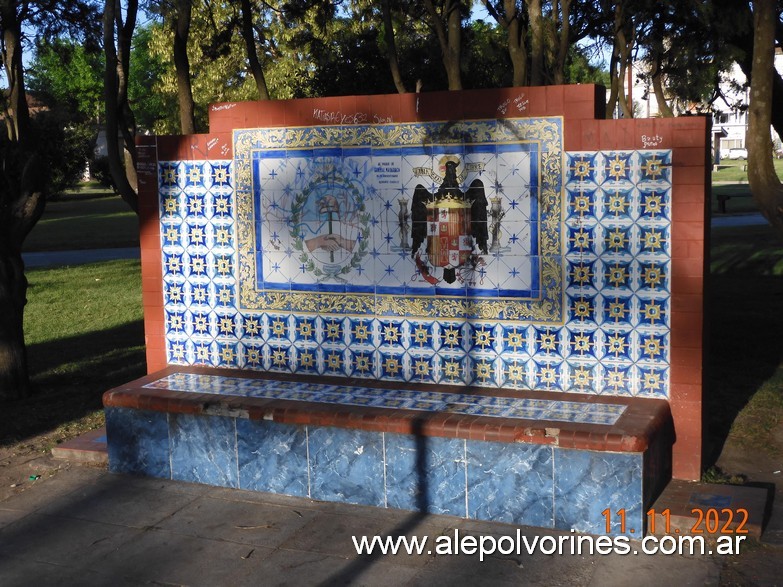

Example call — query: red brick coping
[104,366,673,454]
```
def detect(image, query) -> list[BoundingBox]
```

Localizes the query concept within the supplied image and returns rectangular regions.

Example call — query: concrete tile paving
[0,465,725,586]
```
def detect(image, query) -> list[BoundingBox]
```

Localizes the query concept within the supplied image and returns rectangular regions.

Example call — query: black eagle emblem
[410,160,488,284]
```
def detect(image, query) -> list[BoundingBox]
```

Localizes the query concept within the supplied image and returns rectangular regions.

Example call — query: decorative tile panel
[158,137,671,398]
[233,119,562,322]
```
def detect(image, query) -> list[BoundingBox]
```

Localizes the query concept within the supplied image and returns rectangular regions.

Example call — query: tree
[239,0,270,99]
[27,39,103,194]
[464,19,512,88]
[103,0,139,213]
[0,0,43,394]
[0,0,101,400]
[380,0,408,93]
[604,0,635,118]
[128,23,175,133]
[747,0,783,238]
[28,39,104,124]
[423,0,464,90]
[482,0,528,86]
[173,0,196,134]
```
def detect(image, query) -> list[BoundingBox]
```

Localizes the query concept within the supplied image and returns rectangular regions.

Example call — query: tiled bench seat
[103,366,673,536]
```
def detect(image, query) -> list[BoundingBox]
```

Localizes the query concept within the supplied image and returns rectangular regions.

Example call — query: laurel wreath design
[289,172,371,281]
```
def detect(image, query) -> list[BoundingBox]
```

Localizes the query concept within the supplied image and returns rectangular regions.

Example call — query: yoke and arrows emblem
[410,157,488,284]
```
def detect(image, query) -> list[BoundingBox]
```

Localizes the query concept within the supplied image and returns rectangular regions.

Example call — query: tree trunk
[617,61,633,118]
[506,0,527,87]
[240,0,270,100]
[606,50,620,117]
[0,1,43,400]
[730,2,783,148]
[527,0,544,85]
[381,0,407,93]
[747,0,783,238]
[423,0,462,90]
[0,0,28,142]
[553,0,571,85]
[483,0,527,86]
[652,65,674,117]
[174,0,196,134]
[0,250,30,400]
[606,1,634,118]
[103,0,139,213]
[444,0,461,90]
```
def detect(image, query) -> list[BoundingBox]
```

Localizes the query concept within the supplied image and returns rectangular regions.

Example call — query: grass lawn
[0,259,145,447]
[706,222,783,460]
[712,157,783,183]
[23,193,139,252]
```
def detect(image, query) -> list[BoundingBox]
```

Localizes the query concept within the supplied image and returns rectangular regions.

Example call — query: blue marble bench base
[106,406,658,536]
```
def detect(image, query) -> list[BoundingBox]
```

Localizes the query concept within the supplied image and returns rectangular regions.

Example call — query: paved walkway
[22,247,140,268]
[0,462,725,587]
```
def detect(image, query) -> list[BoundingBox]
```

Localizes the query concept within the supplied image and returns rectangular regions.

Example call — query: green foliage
[33,112,93,197]
[565,46,610,86]
[24,37,100,194]
[27,38,103,123]
[0,103,93,197]
[129,23,178,133]
[463,20,512,89]
[146,2,259,133]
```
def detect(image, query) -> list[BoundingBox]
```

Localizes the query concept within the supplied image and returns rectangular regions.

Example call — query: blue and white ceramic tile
[158,144,672,400]
[144,373,628,424]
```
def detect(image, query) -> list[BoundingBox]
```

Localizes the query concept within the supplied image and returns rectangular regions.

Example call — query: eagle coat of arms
[410,157,488,284]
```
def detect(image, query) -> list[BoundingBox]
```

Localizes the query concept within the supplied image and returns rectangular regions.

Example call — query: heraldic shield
[411,157,488,285]
[426,198,472,271]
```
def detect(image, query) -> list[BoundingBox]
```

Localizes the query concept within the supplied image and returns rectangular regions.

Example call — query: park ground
[1,163,783,584]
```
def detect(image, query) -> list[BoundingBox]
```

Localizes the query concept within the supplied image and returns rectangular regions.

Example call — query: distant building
[626,49,783,157]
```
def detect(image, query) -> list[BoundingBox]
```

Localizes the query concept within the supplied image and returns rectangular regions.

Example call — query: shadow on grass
[0,320,146,447]
[705,227,783,465]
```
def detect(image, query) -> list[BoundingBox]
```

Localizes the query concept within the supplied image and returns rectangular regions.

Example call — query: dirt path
[0,432,92,503]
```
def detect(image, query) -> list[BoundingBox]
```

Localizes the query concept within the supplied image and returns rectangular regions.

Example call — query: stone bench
[103,365,674,537]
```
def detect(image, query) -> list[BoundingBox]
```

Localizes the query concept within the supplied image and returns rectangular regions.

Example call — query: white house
[626,49,783,157]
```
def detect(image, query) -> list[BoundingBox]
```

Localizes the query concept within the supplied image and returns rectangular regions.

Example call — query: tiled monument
[104,86,709,536]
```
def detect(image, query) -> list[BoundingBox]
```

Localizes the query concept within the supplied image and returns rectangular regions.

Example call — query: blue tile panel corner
[105,407,171,478]
[553,448,643,536]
